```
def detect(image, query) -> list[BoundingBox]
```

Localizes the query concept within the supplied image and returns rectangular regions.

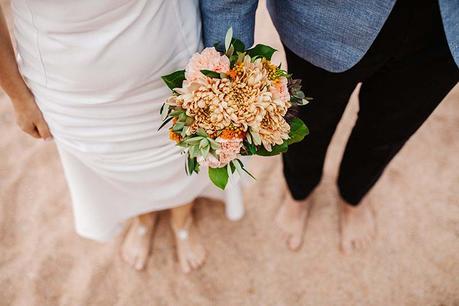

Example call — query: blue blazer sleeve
[200,0,259,48]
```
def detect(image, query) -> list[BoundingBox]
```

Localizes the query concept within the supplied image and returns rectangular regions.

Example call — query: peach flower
[185,47,230,81]
[196,138,242,168]
[270,76,290,104]
[217,138,242,165]
[197,154,222,168]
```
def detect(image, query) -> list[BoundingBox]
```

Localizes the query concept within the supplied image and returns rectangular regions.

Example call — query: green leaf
[160,103,169,119]
[239,160,256,180]
[200,69,221,79]
[250,129,262,146]
[186,156,196,175]
[255,142,288,156]
[185,117,194,125]
[225,27,233,52]
[226,44,235,57]
[231,38,245,53]
[213,41,224,52]
[172,121,185,132]
[183,136,203,145]
[209,138,220,150]
[199,138,209,148]
[293,91,305,99]
[227,163,233,178]
[189,145,199,158]
[178,112,187,122]
[169,108,185,117]
[208,167,229,190]
[247,44,277,60]
[201,145,210,158]
[196,128,208,137]
[286,118,309,145]
[229,54,239,67]
[161,70,185,90]
[232,159,243,175]
[244,142,257,155]
[158,116,173,131]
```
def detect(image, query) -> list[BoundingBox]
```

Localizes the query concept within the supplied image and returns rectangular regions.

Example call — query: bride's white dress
[11,0,243,241]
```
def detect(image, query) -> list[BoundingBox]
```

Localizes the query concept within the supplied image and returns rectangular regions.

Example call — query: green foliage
[161,70,185,90]
[286,118,309,145]
[255,142,288,156]
[255,118,309,156]
[186,156,199,175]
[157,116,173,131]
[208,167,229,190]
[231,38,245,53]
[200,70,221,78]
[225,27,233,52]
[247,44,277,60]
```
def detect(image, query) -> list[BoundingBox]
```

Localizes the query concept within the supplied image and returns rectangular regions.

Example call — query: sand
[1,1,458,306]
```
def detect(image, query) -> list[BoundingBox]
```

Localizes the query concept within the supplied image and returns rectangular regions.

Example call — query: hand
[12,94,52,140]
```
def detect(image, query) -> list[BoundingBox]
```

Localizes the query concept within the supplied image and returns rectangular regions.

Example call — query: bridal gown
[11,0,243,241]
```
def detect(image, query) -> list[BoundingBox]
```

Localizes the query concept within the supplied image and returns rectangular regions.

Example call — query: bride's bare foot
[339,198,376,255]
[171,216,206,274]
[120,212,157,271]
[275,192,310,251]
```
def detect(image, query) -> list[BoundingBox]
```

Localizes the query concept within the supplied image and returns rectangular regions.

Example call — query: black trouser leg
[337,2,459,205]
[282,0,458,203]
[282,49,360,200]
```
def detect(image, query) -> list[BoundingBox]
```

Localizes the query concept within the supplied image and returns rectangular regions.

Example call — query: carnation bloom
[197,154,222,168]
[185,47,230,81]
[216,138,243,165]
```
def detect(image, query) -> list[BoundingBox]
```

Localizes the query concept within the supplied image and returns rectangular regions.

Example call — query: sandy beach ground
[1,1,458,306]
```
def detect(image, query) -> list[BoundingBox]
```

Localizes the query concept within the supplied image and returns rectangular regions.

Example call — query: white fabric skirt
[12,0,244,241]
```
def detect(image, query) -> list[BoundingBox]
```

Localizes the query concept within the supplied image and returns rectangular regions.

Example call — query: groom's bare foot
[339,198,376,255]
[120,212,157,271]
[172,217,206,274]
[275,193,310,251]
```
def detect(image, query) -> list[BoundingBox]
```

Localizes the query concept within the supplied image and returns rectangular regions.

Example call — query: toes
[190,246,206,270]
[178,250,191,274]
[135,251,148,271]
[196,247,206,267]
[288,234,303,251]
[190,255,200,270]
[340,237,353,255]
[135,258,145,270]
[129,253,139,269]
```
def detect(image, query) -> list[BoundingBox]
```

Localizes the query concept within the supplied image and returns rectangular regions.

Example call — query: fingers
[17,115,52,140]
[19,123,41,139]
[35,118,53,141]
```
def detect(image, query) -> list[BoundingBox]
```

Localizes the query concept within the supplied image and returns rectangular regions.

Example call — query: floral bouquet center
[160,28,310,189]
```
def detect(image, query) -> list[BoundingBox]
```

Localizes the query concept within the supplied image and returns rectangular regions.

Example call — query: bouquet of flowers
[160,28,310,189]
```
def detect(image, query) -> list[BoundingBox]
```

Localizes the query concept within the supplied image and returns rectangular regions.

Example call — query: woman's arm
[0,5,51,140]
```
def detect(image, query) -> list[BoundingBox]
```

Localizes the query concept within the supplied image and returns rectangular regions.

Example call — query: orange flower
[169,130,182,143]
[220,128,246,140]
[227,69,237,79]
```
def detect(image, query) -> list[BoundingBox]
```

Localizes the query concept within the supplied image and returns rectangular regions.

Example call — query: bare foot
[339,198,376,255]
[275,193,310,251]
[172,217,206,274]
[120,212,157,271]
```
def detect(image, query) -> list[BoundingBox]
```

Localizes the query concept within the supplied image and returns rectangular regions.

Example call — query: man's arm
[200,0,259,48]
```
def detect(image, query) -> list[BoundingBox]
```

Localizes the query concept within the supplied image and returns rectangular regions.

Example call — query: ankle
[171,215,192,232]
[138,213,155,226]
